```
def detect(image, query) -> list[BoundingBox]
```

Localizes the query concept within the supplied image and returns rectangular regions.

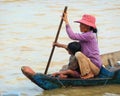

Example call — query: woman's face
[80,23,90,32]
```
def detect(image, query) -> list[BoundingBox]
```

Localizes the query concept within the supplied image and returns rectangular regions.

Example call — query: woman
[63,13,102,79]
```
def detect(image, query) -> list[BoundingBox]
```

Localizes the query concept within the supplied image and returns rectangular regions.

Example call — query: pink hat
[74,14,96,28]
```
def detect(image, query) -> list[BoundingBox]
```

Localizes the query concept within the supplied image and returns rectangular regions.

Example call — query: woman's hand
[63,13,69,24]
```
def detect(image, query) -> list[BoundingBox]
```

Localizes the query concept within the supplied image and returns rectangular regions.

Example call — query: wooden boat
[22,51,120,90]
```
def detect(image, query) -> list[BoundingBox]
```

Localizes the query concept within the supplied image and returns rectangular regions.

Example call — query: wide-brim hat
[74,14,96,28]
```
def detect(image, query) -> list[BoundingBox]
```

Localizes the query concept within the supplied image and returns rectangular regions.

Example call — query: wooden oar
[44,6,68,74]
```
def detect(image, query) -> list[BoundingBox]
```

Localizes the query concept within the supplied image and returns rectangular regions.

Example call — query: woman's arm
[63,13,93,41]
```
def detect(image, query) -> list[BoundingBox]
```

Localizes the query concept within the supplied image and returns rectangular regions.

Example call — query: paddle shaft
[44,6,68,74]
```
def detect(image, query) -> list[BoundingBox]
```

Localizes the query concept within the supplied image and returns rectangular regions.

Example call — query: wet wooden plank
[101,50,120,66]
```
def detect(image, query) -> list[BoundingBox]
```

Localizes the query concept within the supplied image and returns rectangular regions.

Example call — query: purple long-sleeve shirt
[66,24,102,68]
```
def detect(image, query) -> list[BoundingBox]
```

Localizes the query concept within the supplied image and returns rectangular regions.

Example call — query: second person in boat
[52,41,81,78]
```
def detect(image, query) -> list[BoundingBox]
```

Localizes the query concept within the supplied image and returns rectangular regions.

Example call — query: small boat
[22,51,120,90]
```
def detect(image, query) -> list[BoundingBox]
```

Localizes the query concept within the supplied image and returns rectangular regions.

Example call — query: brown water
[0,0,120,96]
[41,85,120,96]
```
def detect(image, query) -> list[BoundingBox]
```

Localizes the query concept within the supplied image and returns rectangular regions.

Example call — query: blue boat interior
[98,66,120,79]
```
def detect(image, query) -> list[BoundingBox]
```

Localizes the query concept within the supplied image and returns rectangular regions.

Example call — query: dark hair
[67,42,81,55]
[90,27,98,41]
[90,27,97,33]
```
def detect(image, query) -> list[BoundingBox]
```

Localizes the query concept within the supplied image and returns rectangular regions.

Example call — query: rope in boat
[56,77,65,87]
[104,79,109,85]
[48,74,65,87]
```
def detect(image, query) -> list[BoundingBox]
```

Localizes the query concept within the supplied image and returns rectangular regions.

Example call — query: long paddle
[44,6,68,74]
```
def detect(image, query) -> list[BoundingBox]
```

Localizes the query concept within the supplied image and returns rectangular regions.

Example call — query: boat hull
[28,66,120,90]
